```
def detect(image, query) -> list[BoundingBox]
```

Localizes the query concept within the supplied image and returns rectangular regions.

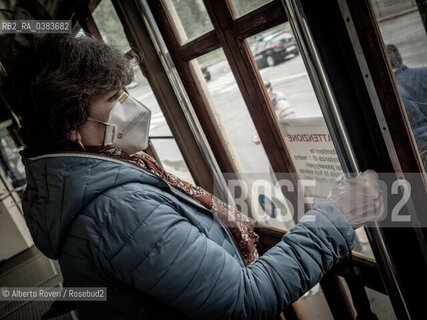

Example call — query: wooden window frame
[148,0,307,218]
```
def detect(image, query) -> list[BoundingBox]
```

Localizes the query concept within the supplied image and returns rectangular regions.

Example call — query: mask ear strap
[87,117,110,126]
[86,117,117,145]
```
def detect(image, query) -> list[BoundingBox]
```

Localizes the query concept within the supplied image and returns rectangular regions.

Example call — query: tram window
[124,53,194,183]
[192,46,349,318]
[151,138,195,184]
[339,276,397,320]
[92,0,131,52]
[0,129,26,200]
[0,4,12,20]
[247,23,333,202]
[370,0,427,169]
[247,23,375,258]
[229,0,273,17]
[365,287,397,320]
[247,23,336,203]
[297,286,333,320]
[130,67,195,183]
[162,0,214,43]
[192,48,295,230]
[93,0,196,182]
[74,28,88,38]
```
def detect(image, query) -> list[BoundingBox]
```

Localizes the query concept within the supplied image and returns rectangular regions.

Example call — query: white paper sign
[279,117,343,201]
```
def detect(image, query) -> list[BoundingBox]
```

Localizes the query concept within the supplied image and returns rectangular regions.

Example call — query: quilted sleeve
[101,193,354,320]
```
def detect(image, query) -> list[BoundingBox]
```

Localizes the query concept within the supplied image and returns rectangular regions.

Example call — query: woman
[1,35,382,319]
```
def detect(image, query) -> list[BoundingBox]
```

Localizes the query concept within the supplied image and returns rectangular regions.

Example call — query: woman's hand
[327,170,384,229]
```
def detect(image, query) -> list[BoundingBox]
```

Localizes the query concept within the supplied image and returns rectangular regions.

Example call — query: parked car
[201,65,211,81]
[251,31,299,69]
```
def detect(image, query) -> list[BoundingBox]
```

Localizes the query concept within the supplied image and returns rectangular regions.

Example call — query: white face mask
[87,92,151,154]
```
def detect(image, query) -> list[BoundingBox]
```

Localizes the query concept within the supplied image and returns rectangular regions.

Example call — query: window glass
[193,48,295,231]
[151,139,195,184]
[298,284,333,320]
[74,28,87,38]
[126,66,194,182]
[93,1,193,182]
[370,0,427,169]
[230,0,273,17]
[365,287,397,319]
[0,126,26,201]
[248,22,330,198]
[92,0,131,52]
[340,276,397,319]
[163,0,214,43]
[0,0,14,20]
[126,67,172,138]
[247,22,374,258]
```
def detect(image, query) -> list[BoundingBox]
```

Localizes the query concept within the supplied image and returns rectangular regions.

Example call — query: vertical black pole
[414,0,427,36]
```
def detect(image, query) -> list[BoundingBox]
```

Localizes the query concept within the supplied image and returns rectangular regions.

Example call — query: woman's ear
[67,130,85,150]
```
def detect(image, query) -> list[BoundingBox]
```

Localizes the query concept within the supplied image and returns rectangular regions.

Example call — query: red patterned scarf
[86,146,259,265]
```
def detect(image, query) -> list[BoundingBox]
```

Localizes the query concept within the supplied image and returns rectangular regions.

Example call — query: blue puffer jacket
[21,152,355,320]
[395,66,427,167]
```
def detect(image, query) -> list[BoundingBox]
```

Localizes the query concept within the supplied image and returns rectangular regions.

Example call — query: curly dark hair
[0,34,134,154]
